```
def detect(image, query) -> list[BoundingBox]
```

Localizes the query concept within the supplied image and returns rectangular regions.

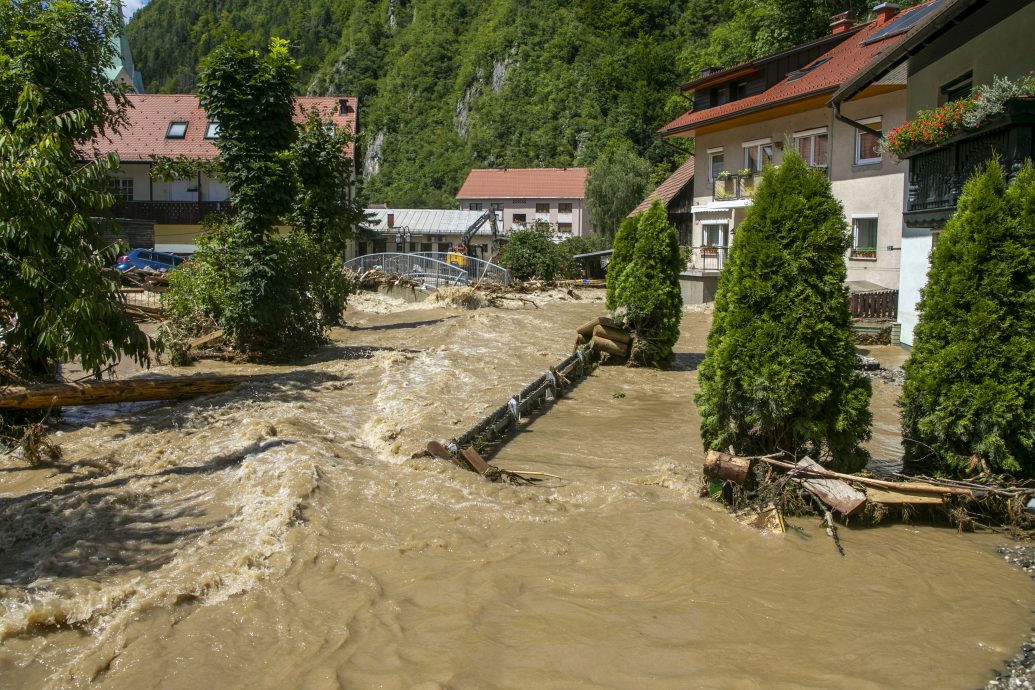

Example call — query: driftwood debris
[792,457,867,516]
[0,375,264,410]
[865,487,945,506]
[703,450,754,484]
[189,330,226,350]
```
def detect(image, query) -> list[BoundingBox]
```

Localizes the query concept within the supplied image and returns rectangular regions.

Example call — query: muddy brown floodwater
[0,291,1031,689]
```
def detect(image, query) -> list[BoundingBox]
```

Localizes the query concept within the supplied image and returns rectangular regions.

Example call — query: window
[743,140,773,173]
[420,242,433,252]
[558,222,572,233]
[323,123,336,136]
[852,216,878,258]
[166,121,188,139]
[204,122,220,139]
[512,213,526,226]
[730,80,747,101]
[708,149,724,181]
[109,178,133,202]
[491,202,504,212]
[941,72,973,105]
[469,202,483,211]
[558,202,572,214]
[855,117,882,165]
[703,223,728,247]
[536,203,550,214]
[794,128,828,169]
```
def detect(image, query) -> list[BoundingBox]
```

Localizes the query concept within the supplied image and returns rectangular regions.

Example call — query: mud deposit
[1,292,1031,689]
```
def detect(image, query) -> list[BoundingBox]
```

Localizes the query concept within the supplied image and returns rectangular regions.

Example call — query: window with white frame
[204,122,220,139]
[702,222,728,247]
[851,216,878,256]
[743,139,773,173]
[794,128,828,169]
[109,178,133,202]
[708,148,724,181]
[855,117,883,165]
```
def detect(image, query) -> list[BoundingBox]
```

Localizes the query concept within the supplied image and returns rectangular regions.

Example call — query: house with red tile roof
[629,157,695,244]
[455,167,593,237]
[660,2,938,303]
[84,93,357,253]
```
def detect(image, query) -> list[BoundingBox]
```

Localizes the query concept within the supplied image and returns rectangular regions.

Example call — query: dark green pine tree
[610,200,683,367]
[605,214,640,311]
[901,162,1035,477]
[695,152,871,472]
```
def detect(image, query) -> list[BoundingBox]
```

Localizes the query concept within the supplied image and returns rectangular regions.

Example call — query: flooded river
[0,292,1030,688]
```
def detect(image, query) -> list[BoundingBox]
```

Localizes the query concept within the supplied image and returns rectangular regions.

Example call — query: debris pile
[575,316,632,361]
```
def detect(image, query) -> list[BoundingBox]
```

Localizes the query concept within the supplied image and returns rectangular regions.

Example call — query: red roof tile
[456,167,588,199]
[629,157,695,216]
[83,93,357,162]
[660,1,938,136]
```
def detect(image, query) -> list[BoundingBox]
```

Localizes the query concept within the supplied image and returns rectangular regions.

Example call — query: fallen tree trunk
[0,375,266,409]
[703,450,753,484]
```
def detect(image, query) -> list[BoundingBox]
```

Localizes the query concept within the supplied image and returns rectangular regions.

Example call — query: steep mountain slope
[127,0,883,206]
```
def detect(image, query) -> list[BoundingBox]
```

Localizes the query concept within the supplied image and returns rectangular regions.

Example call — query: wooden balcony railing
[904,99,1035,227]
[850,289,898,320]
[112,201,235,225]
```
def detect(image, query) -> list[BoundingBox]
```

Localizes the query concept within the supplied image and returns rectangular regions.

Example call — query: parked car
[115,249,186,272]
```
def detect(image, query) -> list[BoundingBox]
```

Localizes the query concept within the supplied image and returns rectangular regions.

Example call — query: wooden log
[592,324,631,345]
[865,487,945,506]
[757,456,972,496]
[0,375,268,410]
[590,335,628,358]
[460,447,492,475]
[792,457,867,516]
[703,450,753,484]
[576,316,620,339]
[190,329,225,350]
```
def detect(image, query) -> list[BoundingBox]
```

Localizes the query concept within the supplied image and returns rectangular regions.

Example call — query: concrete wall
[906,3,1035,116]
[679,274,718,305]
[457,197,591,236]
[897,225,933,346]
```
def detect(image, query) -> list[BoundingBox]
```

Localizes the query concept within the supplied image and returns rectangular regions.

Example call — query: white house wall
[897,226,933,346]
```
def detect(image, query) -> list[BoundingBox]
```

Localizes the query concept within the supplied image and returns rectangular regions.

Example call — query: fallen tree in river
[0,374,268,410]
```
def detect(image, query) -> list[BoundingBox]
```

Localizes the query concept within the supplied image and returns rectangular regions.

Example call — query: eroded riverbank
[0,292,1031,689]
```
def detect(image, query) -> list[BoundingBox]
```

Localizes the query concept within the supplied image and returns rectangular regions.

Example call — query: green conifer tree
[901,162,1035,476]
[609,200,683,367]
[695,152,871,471]
[605,214,639,311]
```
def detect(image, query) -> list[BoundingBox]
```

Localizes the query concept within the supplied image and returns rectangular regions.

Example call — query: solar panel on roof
[862,0,946,45]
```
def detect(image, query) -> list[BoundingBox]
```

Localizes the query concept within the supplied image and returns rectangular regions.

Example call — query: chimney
[873,3,900,25]
[387,213,394,228]
[829,10,853,34]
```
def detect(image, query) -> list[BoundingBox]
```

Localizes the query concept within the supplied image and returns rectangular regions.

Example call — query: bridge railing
[408,252,512,286]
[343,253,469,288]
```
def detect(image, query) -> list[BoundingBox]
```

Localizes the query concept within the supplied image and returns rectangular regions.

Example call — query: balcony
[903,99,1035,227]
[112,201,235,225]
[686,245,728,274]
[712,172,762,201]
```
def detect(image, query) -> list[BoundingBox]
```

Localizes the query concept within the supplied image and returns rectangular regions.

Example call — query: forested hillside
[127,0,905,207]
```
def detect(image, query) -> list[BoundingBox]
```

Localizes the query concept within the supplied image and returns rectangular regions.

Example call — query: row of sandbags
[575,316,631,359]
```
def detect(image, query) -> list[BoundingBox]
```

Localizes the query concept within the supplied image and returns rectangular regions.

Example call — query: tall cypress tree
[610,200,683,367]
[605,214,639,310]
[901,162,1035,476]
[695,152,871,472]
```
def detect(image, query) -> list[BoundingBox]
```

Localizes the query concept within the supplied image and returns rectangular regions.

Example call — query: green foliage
[605,215,639,310]
[498,225,564,281]
[900,162,1035,477]
[0,0,150,381]
[290,110,364,324]
[586,141,653,237]
[695,153,872,471]
[609,201,682,367]
[556,234,611,279]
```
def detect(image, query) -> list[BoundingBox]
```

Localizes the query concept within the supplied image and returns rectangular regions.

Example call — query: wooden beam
[793,457,867,516]
[0,375,267,409]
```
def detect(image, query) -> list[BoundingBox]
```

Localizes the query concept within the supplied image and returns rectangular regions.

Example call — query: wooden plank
[426,441,460,467]
[793,457,867,516]
[0,375,266,409]
[866,487,944,505]
[189,329,225,349]
[460,447,492,474]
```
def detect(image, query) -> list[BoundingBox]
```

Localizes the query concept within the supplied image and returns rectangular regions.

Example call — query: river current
[0,291,1030,689]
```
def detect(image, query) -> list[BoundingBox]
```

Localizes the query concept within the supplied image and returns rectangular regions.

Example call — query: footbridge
[343,252,512,288]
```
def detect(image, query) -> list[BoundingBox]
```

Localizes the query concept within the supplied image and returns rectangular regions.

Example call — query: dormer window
[204,122,220,139]
[323,123,336,136]
[166,121,188,139]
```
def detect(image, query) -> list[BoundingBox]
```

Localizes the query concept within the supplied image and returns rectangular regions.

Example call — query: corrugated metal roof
[363,209,499,235]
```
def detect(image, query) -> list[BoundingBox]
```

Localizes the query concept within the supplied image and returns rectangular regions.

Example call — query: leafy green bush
[609,201,682,367]
[556,234,611,279]
[586,140,653,237]
[498,225,563,281]
[695,153,871,472]
[901,161,1035,477]
[605,215,640,310]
